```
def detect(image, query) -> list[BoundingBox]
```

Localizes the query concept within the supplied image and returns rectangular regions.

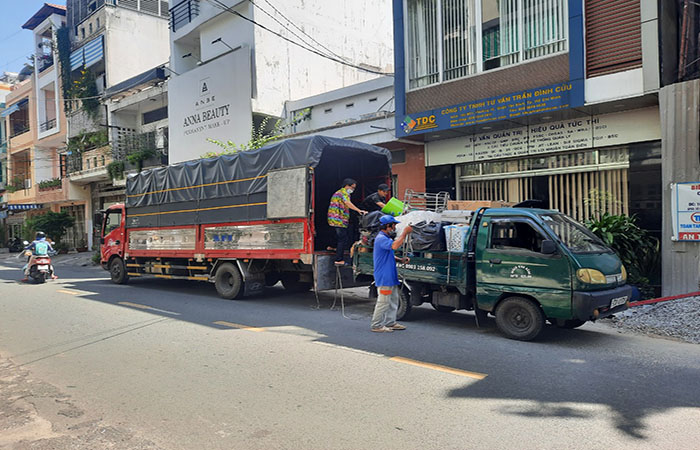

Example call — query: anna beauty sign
[168,48,253,164]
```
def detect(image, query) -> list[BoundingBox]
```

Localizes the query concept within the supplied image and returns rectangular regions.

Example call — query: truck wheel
[109,257,129,285]
[396,287,413,321]
[495,296,544,341]
[215,263,243,299]
[557,319,586,329]
[432,304,455,313]
[281,273,312,292]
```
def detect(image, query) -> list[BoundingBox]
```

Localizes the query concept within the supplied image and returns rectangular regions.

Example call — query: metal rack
[402,189,450,213]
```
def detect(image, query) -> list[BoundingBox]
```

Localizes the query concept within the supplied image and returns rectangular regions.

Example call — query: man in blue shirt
[371,215,412,333]
[22,232,57,280]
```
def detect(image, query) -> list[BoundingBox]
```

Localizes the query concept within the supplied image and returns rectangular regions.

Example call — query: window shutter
[585,0,642,77]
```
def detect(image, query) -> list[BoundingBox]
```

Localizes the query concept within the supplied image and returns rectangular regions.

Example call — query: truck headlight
[577,268,607,284]
[620,265,627,282]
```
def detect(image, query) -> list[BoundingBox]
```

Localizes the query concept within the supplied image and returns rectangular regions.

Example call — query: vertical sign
[671,182,700,241]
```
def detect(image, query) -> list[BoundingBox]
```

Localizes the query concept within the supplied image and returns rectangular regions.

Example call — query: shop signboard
[426,108,661,166]
[168,48,252,164]
[671,182,700,241]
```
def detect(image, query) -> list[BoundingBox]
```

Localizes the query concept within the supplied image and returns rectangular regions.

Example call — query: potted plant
[76,238,88,252]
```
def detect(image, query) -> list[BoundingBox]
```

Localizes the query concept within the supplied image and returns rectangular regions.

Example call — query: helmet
[35,231,46,240]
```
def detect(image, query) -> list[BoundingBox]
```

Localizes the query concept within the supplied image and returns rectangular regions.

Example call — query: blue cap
[379,215,400,225]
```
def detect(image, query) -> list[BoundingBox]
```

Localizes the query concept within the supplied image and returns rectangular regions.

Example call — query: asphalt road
[0,257,699,449]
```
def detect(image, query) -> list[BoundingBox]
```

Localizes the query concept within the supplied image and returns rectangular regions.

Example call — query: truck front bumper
[572,285,633,321]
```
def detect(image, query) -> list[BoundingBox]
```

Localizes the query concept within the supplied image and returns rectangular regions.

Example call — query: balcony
[6,177,36,203]
[37,55,54,74]
[66,145,113,185]
[169,0,199,32]
[113,129,169,168]
[39,118,57,133]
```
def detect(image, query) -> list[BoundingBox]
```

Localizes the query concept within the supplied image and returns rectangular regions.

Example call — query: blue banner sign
[399,80,584,137]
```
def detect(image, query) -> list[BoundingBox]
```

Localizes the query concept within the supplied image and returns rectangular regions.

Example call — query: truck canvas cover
[125,135,391,228]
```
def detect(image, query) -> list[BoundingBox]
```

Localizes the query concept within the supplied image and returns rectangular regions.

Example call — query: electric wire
[205,0,393,76]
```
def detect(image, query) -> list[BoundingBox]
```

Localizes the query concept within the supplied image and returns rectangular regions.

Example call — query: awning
[7,204,43,211]
[0,104,18,117]
[70,35,104,71]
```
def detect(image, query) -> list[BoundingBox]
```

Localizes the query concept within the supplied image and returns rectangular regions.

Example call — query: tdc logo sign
[691,212,700,223]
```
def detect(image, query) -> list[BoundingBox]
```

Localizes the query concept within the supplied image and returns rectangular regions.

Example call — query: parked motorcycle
[8,237,24,253]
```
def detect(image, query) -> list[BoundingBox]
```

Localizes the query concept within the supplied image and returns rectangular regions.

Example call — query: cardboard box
[446,200,513,210]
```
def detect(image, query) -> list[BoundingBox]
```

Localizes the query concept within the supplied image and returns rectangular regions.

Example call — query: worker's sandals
[371,326,394,333]
[386,323,406,330]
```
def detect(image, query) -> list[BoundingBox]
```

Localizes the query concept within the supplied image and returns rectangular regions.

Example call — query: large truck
[353,207,632,340]
[96,136,391,298]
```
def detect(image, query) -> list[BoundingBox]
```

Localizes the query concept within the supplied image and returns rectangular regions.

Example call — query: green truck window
[489,219,546,254]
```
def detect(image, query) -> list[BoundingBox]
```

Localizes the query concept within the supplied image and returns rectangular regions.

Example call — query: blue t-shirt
[373,232,400,287]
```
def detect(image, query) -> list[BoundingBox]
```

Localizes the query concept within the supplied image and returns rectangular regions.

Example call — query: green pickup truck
[353,207,632,340]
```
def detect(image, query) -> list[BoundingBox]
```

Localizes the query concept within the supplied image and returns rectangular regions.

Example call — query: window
[369,97,378,102]
[104,211,121,235]
[81,27,85,39]
[540,213,610,254]
[346,103,354,108]
[489,219,547,253]
[391,149,406,164]
[96,18,100,29]
[324,108,332,114]
[406,0,567,88]
[89,23,93,34]
[142,106,168,125]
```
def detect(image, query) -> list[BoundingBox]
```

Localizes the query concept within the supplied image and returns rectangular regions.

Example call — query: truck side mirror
[93,212,103,227]
[541,240,557,255]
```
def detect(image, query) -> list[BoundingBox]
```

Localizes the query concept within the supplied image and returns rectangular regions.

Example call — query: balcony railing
[113,129,169,164]
[10,124,30,138]
[38,56,54,73]
[169,0,199,32]
[39,118,57,133]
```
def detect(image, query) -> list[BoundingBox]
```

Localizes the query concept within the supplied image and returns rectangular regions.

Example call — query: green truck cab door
[475,215,572,319]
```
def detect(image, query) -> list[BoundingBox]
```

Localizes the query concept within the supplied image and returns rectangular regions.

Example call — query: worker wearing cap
[362,183,390,213]
[371,215,412,333]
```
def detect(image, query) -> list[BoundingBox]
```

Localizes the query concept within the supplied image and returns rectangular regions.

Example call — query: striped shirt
[327,187,350,228]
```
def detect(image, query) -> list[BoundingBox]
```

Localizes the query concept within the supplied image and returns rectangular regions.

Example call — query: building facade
[284,76,426,200]
[63,0,171,247]
[1,4,92,249]
[167,0,395,163]
[394,0,661,232]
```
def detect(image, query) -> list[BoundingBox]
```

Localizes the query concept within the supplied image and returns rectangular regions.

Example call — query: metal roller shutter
[585,0,642,77]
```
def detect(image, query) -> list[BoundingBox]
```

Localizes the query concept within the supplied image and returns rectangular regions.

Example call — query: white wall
[105,7,170,88]
[251,0,393,117]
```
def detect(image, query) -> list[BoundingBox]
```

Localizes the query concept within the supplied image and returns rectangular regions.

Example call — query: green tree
[25,212,76,245]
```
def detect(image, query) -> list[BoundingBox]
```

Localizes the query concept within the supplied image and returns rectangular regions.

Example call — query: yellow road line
[119,301,151,310]
[213,320,265,332]
[57,289,81,295]
[389,356,488,380]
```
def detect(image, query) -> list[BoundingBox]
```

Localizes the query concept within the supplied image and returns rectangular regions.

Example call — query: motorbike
[18,242,57,284]
[8,237,24,253]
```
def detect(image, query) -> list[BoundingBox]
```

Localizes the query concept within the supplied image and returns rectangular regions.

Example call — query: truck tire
[215,263,243,299]
[281,273,312,293]
[396,287,413,321]
[557,319,586,329]
[495,296,544,341]
[109,257,129,285]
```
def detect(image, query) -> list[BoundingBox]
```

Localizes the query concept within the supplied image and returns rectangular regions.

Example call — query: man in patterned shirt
[328,178,367,266]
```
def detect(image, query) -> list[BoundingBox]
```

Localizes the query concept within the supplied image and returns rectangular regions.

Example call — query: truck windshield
[539,213,611,254]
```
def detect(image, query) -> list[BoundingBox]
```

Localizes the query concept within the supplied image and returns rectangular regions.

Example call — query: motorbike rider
[22,231,58,281]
